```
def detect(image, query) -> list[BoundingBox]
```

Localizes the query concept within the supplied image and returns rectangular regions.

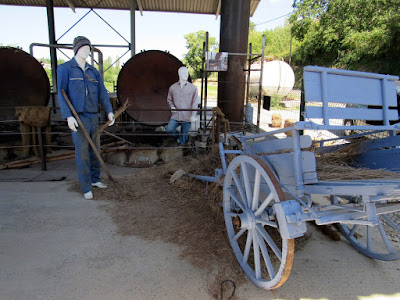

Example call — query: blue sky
[0,0,294,62]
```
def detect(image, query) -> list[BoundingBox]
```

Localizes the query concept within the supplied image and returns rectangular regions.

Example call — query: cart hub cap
[240,210,256,231]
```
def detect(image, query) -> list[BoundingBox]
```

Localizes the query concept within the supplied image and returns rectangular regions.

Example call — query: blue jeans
[166,119,191,145]
[71,112,101,193]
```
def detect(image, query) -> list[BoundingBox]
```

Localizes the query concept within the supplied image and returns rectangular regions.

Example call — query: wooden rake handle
[61,89,119,189]
[95,99,130,138]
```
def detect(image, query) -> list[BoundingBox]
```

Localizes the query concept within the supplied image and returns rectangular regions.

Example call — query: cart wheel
[223,155,295,289]
[332,196,400,261]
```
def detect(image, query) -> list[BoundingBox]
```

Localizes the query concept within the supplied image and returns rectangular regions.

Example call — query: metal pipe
[186,174,219,183]
[204,32,209,134]
[227,52,261,56]
[256,35,265,133]
[130,0,136,56]
[98,49,103,80]
[46,0,58,92]
[200,41,205,130]
[90,48,94,69]
[245,43,252,110]
[30,43,104,79]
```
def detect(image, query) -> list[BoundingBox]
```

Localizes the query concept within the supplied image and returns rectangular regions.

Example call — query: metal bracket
[274,200,307,239]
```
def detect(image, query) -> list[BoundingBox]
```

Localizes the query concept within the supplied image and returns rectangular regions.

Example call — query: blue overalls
[57,58,112,193]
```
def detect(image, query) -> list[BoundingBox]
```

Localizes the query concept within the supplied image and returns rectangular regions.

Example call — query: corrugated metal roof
[0,0,260,16]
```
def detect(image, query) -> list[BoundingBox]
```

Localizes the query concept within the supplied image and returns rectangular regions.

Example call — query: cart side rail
[303,65,399,127]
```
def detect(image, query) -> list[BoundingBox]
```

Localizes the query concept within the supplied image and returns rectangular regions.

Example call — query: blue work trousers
[71,112,101,193]
[166,119,191,145]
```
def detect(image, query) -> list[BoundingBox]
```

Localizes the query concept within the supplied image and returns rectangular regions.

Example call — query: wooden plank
[362,135,400,150]
[304,66,398,109]
[248,135,312,154]
[355,147,400,172]
[306,106,399,121]
[263,151,318,191]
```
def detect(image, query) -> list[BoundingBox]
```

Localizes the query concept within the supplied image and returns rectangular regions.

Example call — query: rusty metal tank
[117,50,189,126]
[0,47,50,121]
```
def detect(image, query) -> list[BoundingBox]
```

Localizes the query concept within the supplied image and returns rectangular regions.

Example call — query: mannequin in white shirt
[166,66,199,145]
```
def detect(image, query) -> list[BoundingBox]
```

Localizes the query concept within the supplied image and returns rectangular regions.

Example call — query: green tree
[248,21,264,55]
[183,30,218,79]
[266,21,298,61]
[99,56,121,92]
[290,0,400,74]
[248,21,298,63]
[39,58,66,88]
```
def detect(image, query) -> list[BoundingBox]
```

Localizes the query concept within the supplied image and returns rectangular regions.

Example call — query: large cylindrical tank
[0,47,50,121]
[117,50,187,126]
[249,60,295,97]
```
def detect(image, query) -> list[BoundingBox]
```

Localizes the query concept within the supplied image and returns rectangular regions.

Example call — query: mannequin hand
[190,116,196,123]
[107,112,115,126]
[67,116,78,132]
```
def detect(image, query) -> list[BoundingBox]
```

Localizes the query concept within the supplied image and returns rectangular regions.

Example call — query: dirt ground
[79,151,400,299]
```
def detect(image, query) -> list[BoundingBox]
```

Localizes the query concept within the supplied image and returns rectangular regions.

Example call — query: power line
[254,12,293,26]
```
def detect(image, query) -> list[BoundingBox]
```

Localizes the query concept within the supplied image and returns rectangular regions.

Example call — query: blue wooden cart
[191,66,400,289]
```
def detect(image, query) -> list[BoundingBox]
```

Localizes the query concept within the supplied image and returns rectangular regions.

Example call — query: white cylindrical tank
[249,60,295,97]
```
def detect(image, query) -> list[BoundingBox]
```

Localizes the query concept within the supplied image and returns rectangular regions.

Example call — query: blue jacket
[57,57,113,119]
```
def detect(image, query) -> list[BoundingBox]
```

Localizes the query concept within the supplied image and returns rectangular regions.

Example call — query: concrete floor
[0,161,211,299]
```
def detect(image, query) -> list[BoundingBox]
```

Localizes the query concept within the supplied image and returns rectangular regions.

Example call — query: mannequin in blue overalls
[57,36,115,199]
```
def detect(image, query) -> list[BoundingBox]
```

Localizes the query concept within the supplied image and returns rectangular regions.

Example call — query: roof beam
[65,0,75,12]
[215,0,221,19]
[136,0,144,16]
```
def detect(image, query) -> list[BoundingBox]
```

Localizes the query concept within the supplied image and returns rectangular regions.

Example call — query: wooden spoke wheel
[332,196,400,261]
[223,155,295,289]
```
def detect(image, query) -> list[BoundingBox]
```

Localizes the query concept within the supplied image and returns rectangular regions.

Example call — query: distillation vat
[0,47,50,121]
[117,50,187,126]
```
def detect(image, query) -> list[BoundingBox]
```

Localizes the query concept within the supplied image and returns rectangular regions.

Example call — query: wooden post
[38,127,47,171]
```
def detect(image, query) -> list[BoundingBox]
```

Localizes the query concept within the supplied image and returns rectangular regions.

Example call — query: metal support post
[130,0,136,56]
[203,32,209,134]
[200,41,205,131]
[256,35,265,133]
[46,0,58,92]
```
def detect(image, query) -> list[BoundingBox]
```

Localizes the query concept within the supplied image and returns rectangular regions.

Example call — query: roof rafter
[215,0,221,20]
[0,0,260,16]
[65,0,75,12]
[136,0,143,16]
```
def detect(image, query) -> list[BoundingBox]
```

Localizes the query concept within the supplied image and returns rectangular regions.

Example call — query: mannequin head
[178,66,189,87]
[76,45,91,61]
[73,36,91,56]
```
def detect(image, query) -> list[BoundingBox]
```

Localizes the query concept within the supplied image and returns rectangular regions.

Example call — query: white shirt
[167,81,199,122]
